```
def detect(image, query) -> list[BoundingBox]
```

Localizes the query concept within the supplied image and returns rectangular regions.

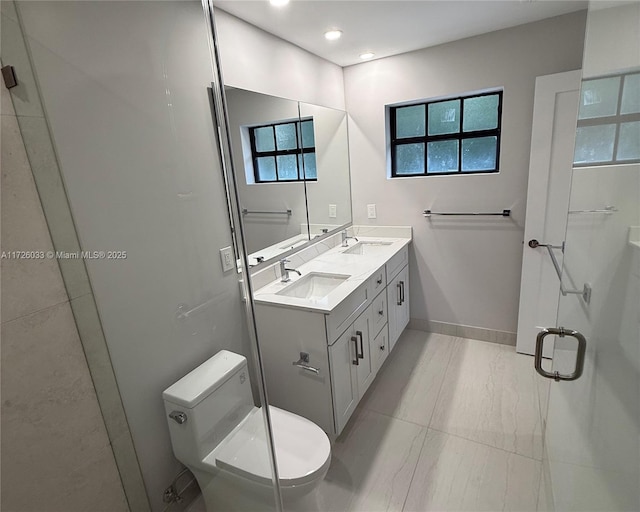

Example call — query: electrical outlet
[220,246,234,272]
[329,204,337,218]
[367,204,377,219]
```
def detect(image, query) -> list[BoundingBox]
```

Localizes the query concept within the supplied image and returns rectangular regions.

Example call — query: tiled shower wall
[0,76,129,511]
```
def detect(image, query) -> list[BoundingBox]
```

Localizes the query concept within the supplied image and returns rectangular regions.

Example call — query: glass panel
[621,73,640,114]
[300,120,315,148]
[301,153,317,179]
[276,155,298,180]
[461,136,497,172]
[573,124,616,164]
[275,123,297,150]
[395,143,425,175]
[257,156,277,181]
[578,77,621,119]
[616,121,640,161]
[463,94,499,132]
[428,99,460,135]
[255,126,275,152]
[396,105,425,138]
[427,140,458,173]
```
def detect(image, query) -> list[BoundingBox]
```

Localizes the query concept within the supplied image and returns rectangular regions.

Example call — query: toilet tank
[163,350,254,466]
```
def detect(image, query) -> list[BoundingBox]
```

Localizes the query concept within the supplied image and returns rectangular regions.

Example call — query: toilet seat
[212,406,331,488]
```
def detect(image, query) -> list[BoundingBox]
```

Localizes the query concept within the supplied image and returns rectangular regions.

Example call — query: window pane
[277,155,298,180]
[256,156,276,181]
[427,140,458,173]
[255,126,275,152]
[621,73,640,115]
[428,100,460,135]
[275,123,297,150]
[395,143,425,175]
[462,136,497,172]
[300,120,315,148]
[396,105,425,138]
[578,77,620,119]
[573,124,616,164]
[301,153,317,179]
[463,94,499,132]
[617,122,640,161]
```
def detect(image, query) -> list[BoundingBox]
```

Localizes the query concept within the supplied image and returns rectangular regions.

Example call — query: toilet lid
[214,406,331,487]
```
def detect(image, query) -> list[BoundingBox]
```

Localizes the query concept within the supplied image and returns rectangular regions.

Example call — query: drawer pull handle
[397,282,402,305]
[378,309,384,316]
[376,278,383,285]
[356,330,364,359]
[351,336,359,365]
[380,344,385,351]
[400,281,405,304]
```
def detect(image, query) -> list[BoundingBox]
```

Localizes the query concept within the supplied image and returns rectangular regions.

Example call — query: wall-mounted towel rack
[175,299,215,320]
[568,205,617,214]
[423,209,511,217]
[242,208,292,216]
[528,239,591,303]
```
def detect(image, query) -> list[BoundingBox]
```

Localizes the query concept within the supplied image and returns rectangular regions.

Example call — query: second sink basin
[277,272,350,300]
[342,240,393,255]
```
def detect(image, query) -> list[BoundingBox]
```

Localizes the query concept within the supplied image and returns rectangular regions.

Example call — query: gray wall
[1,63,128,511]
[344,12,587,334]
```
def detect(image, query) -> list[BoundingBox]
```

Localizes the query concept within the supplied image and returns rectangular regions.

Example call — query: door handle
[400,281,405,304]
[397,282,402,305]
[356,330,364,359]
[351,335,359,365]
[534,327,586,381]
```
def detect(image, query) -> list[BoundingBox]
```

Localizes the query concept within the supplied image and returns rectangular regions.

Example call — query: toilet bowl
[163,350,331,511]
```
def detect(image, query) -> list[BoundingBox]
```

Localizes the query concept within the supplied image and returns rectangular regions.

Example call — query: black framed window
[390,91,502,177]
[574,71,640,167]
[249,119,317,183]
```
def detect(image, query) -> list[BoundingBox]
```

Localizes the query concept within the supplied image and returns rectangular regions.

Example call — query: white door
[516,70,582,355]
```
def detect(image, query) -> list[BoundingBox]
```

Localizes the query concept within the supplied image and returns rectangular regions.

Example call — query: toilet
[163,350,331,511]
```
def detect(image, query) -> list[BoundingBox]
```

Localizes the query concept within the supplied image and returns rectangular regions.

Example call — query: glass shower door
[537,3,640,510]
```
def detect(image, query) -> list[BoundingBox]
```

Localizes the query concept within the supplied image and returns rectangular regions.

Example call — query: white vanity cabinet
[254,242,410,437]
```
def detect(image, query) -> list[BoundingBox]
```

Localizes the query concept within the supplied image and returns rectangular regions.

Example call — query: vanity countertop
[253,236,411,313]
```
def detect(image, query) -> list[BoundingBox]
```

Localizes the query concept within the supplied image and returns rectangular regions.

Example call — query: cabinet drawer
[325,282,369,344]
[372,324,389,374]
[368,265,386,299]
[386,245,408,281]
[371,291,387,338]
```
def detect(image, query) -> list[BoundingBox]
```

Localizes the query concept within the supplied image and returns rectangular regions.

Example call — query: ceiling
[213,0,588,67]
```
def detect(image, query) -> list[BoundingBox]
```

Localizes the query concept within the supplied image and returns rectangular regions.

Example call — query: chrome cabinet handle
[534,327,586,381]
[397,283,402,305]
[292,352,320,374]
[356,330,364,359]
[351,336,359,365]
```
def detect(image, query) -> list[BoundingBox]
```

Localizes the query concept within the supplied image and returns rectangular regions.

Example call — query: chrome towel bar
[242,208,292,216]
[568,205,617,214]
[423,209,511,217]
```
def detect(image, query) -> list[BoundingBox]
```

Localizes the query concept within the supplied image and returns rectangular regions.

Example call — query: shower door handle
[534,327,586,381]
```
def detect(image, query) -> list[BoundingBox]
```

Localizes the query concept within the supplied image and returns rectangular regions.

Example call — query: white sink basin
[342,241,393,255]
[277,272,350,300]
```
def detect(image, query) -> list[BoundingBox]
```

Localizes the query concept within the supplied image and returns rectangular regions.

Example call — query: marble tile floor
[187,329,546,512]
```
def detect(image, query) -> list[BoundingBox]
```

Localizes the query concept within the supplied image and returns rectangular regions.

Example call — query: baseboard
[408,318,516,346]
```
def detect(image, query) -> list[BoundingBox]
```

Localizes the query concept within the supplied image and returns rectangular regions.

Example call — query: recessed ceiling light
[359,52,375,60]
[324,29,342,41]
[269,0,289,7]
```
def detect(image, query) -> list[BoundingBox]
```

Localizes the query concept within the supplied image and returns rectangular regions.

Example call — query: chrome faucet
[341,230,358,247]
[280,258,301,283]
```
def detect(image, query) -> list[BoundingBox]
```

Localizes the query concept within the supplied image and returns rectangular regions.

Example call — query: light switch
[367,204,377,219]
[220,246,234,272]
[329,204,337,218]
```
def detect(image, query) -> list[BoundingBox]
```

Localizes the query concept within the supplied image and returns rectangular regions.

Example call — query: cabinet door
[328,328,359,435]
[388,264,410,352]
[353,309,375,397]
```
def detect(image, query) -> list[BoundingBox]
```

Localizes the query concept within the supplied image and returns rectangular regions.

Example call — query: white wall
[214,8,345,110]
[16,2,252,511]
[344,12,587,333]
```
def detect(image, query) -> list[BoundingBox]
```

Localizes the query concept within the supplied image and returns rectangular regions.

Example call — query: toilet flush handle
[169,411,188,424]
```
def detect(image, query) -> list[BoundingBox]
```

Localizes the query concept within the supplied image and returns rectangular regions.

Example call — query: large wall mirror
[225,87,352,267]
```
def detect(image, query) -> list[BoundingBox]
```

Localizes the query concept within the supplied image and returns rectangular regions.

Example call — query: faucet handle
[280,257,290,263]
